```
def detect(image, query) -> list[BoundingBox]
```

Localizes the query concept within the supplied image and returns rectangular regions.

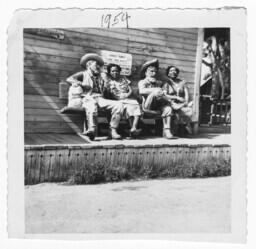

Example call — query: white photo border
[8,8,246,243]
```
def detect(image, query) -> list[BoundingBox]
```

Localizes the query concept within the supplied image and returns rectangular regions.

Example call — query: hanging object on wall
[24,28,65,40]
[100,50,132,76]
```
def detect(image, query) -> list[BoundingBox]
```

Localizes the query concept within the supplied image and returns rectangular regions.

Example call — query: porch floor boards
[25,130,230,147]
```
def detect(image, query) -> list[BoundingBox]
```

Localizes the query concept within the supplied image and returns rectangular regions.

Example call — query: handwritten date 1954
[101,11,131,28]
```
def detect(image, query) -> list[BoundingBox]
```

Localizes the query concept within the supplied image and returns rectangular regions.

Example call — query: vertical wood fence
[25,143,231,185]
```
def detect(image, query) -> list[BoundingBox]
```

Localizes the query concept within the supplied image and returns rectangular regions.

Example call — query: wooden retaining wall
[24,28,201,135]
[25,144,231,184]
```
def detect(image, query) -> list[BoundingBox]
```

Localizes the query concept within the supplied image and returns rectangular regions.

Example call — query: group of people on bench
[66,53,193,140]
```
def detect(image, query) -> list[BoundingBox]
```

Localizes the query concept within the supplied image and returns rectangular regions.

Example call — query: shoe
[185,124,193,134]
[82,129,96,141]
[130,128,142,138]
[109,128,122,140]
[162,128,177,139]
[83,115,97,140]
[60,106,68,113]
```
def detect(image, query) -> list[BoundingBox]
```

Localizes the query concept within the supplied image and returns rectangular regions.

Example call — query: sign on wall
[100,50,132,76]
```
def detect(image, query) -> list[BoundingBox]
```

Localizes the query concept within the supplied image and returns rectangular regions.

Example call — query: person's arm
[169,84,188,103]
[123,85,132,98]
[175,80,188,103]
[162,82,180,101]
[66,71,84,86]
[164,94,181,101]
[184,86,189,105]
[138,80,162,95]
[120,77,133,99]
[102,80,111,98]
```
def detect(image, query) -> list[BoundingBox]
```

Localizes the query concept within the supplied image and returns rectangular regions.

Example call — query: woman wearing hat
[103,63,142,137]
[162,65,193,134]
[138,59,176,139]
[66,53,123,140]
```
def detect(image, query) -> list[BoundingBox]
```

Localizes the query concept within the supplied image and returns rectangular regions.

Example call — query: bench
[58,81,190,137]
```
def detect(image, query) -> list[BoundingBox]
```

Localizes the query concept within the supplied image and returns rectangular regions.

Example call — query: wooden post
[192,28,204,134]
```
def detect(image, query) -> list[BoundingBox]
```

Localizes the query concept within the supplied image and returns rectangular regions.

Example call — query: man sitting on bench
[138,59,176,139]
[66,53,123,140]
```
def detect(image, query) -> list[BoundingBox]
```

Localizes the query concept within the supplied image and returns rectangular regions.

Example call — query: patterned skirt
[119,99,142,118]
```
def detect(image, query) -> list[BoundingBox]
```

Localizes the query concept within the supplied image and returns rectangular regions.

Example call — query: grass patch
[67,158,231,185]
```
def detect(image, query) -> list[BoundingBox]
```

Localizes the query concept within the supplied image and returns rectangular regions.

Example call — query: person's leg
[124,100,142,136]
[179,106,193,134]
[97,97,123,139]
[161,105,176,139]
[142,91,162,115]
[129,115,142,137]
[144,92,156,110]
[131,116,140,130]
[82,96,98,140]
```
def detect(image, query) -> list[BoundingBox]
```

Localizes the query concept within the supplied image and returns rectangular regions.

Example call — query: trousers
[144,91,173,117]
[82,94,123,129]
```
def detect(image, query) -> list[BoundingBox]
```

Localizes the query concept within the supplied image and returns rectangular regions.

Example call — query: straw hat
[140,59,159,78]
[80,53,104,69]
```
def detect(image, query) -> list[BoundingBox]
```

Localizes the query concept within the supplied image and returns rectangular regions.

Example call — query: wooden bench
[58,81,191,137]
[58,81,164,137]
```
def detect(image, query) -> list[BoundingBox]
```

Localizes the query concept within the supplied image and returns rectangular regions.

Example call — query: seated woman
[103,63,142,137]
[162,66,193,134]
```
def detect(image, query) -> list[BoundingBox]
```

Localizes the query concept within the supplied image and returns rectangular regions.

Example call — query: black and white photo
[7,8,246,242]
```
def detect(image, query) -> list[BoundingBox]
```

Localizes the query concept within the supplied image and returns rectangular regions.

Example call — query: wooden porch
[25,127,231,185]
[25,129,230,146]
[23,28,231,185]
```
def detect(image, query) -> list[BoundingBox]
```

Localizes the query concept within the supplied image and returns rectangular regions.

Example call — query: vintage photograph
[23,26,232,233]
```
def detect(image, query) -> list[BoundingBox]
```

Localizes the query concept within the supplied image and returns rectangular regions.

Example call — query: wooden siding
[24,28,199,134]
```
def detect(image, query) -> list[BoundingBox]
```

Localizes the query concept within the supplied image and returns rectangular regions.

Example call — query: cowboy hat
[80,53,104,69]
[140,59,159,78]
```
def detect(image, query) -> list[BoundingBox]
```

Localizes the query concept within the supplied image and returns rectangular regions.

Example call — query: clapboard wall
[24,28,200,134]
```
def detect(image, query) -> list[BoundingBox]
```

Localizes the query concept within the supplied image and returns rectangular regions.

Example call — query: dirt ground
[25,176,230,233]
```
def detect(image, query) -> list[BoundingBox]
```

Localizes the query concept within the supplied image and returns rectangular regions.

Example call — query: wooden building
[23,28,233,185]
[24,28,203,136]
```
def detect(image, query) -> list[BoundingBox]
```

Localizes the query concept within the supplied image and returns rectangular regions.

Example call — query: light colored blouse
[162,78,187,101]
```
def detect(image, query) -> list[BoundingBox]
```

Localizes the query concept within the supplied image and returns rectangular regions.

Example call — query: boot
[109,114,122,140]
[83,115,97,141]
[162,116,176,139]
